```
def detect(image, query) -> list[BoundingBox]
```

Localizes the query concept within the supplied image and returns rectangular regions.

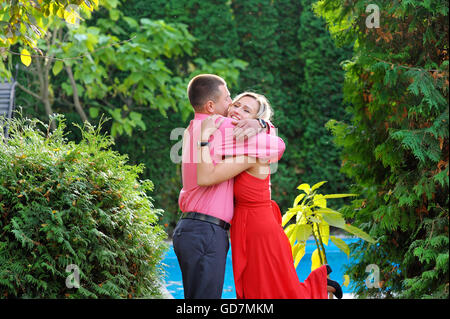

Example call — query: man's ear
[204,100,215,114]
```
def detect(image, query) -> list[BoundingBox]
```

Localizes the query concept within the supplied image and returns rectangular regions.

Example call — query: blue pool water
[162,237,359,299]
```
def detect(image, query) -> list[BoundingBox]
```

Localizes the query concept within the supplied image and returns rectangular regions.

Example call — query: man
[172,74,285,299]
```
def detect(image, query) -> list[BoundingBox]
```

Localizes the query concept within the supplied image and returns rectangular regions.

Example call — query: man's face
[213,85,232,116]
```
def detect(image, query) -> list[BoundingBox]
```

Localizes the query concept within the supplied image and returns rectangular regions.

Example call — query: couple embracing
[173,74,342,299]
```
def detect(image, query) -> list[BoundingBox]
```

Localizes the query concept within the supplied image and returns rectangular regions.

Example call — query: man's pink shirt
[178,113,286,223]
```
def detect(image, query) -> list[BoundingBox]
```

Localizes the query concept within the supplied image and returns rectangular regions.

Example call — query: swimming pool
[161,237,359,299]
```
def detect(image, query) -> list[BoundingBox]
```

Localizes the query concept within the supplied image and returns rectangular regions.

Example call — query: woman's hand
[232,118,264,141]
[201,114,224,140]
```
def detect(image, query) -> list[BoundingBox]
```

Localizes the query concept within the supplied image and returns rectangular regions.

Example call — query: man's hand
[232,118,264,140]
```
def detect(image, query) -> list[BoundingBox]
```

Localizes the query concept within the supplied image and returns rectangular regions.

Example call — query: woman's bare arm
[197,151,255,186]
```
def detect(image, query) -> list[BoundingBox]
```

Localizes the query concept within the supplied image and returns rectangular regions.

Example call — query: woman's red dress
[230,171,328,299]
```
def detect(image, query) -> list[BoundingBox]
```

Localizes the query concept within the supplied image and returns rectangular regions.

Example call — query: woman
[197,92,342,299]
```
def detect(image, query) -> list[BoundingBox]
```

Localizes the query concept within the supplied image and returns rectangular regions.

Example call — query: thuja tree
[0,114,167,298]
[316,0,449,298]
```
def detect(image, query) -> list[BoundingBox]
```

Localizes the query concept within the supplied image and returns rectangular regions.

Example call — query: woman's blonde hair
[232,92,273,122]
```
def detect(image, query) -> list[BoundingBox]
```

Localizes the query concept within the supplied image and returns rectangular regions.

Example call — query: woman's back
[233,169,271,206]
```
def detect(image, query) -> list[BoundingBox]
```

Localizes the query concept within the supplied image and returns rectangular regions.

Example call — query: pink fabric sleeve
[209,117,285,163]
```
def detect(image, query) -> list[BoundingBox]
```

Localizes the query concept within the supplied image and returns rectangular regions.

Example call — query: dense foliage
[2,0,447,299]
[0,114,167,298]
[316,0,449,298]
[122,0,240,62]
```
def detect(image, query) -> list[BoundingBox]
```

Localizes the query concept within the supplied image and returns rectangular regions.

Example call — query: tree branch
[65,64,89,124]
[7,36,136,62]
[16,82,42,101]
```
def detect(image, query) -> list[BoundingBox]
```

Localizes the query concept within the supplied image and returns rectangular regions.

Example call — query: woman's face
[227,96,259,120]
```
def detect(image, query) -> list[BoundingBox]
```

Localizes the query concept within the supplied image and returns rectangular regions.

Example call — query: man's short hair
[187,74,226,111]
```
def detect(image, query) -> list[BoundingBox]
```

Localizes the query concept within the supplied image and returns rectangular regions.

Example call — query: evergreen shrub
[316,0,449,298]
[0,114,167,298]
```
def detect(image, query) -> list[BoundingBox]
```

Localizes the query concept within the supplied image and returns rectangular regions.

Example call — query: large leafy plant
[283,181,376,271]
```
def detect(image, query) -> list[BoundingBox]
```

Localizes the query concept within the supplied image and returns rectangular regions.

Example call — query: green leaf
[293,242,306,268]
[297,183,310,194]
[323,193,358,199]
[316,209,346,228]
[129,111,143,124]
[89,107,99,118]
[284,223,296,238]
[293,193,306,207]
[311,248,325,271]
[343,275,350,287]
[330,235,350,257]
[342,224,376,244]
[307,215,321,223]
[288,224,298,247]
[313,194,327,208]
[287,205,304,213]
[123,122,132,136]
[109,8,120,21]
[296,224,312,242]
[123,16,139,29]
[311,181,327,192]
[52,60,64,76]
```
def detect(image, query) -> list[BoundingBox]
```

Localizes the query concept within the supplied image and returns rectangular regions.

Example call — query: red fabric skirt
[231,171,328,299]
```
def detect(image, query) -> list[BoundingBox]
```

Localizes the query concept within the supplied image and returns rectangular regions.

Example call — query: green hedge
[0,114,167,298]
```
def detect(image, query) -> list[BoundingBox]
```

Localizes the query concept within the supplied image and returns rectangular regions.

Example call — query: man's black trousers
[172,218,229,299]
